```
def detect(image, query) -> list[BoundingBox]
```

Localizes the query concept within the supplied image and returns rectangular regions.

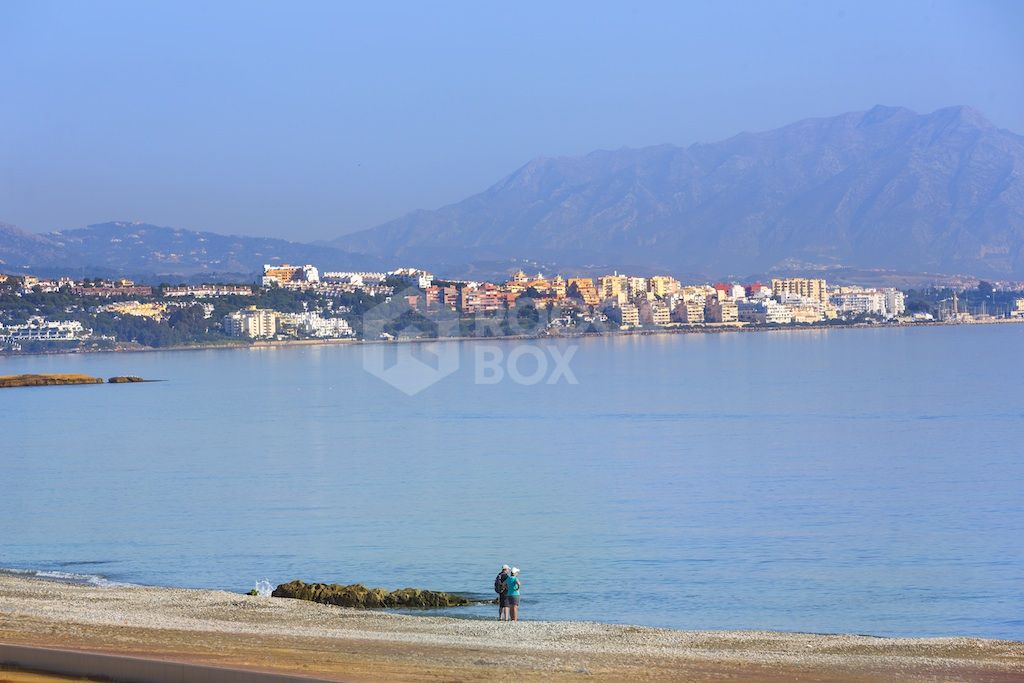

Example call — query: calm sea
[2,325,1022,638]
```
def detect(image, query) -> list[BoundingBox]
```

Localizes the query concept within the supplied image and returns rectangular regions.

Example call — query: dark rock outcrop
[272,580,473,609]
[107,376,146,383]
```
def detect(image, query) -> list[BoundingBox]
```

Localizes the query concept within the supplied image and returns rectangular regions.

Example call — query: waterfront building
[222,307,278,338]
[567,278,601,306]
[425,285,460,310]
[650,301,671,326]
[884,288,907,317]
[705,297,739,323]
[673,300,704,324]
[277,311,353,338]
[1012,298,1024,318]
[460,283,507,314]
[829,288,906,318]
[619,302,640,327]
[771,277,828,304]
[0,317,90,343]
[788,303,824,323]
[737,299,793,324]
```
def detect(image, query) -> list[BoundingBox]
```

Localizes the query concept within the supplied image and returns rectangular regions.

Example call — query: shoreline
[3,316,1022,359]
[0,574,1021,682]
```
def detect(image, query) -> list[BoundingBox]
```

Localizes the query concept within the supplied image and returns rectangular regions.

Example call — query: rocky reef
[0,373,104,388]
[271,580,474,609]
[107,376,146,383]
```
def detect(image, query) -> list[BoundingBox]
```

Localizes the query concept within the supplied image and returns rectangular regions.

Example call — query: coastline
[3,316,1022,359]
[0,574,1020,682]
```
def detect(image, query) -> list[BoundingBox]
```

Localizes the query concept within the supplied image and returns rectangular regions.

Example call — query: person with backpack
[494,564,510,620]
[504,567,521,622]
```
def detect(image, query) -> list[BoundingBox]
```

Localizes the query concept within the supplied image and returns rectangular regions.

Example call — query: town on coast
[3,263,1024,354]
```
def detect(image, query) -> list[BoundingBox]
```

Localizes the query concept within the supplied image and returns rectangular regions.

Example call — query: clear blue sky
[1,0,1022,241]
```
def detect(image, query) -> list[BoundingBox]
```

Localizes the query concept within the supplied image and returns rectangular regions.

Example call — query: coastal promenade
[0,575,1021,682]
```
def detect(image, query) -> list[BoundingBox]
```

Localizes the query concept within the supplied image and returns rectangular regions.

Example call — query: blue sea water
[1,324,1022,639]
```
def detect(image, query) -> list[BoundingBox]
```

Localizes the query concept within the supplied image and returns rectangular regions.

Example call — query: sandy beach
[0,575,1021,682]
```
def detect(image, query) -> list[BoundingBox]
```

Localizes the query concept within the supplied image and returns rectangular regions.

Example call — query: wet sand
[0,574,1021,682]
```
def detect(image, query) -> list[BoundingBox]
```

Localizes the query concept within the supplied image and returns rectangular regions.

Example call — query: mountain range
[3,105,1023,281]
[333,105,1024,280]
[0,221,381,281]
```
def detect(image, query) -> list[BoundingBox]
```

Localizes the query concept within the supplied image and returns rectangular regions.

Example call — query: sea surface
[2,325,1023,639]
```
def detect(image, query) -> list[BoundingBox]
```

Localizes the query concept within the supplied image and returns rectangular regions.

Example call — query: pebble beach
[0,574,1021,682]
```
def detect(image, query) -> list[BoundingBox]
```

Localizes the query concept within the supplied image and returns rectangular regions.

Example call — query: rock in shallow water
[271,580,473,609]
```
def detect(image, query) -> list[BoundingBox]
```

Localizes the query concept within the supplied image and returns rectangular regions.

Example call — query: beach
[0,574,1021,682]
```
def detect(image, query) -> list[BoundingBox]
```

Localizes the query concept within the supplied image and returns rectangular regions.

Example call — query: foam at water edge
[1,567,136,588]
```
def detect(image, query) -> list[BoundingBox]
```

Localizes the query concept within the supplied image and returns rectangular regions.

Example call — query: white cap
[511,567,519,575]
[502,564,510,571]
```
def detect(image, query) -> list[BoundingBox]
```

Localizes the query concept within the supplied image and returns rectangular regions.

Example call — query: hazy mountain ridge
[3,106,1023,281]
[333,105,1024,278]
[0,221,381,280]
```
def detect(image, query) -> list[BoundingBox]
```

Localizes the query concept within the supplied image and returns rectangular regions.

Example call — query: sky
[1,0,1022,242]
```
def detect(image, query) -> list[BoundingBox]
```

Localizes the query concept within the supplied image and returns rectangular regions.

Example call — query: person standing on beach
[494,564,510,621]
[505,567,521,622]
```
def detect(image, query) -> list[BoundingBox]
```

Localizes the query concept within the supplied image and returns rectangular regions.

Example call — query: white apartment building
[0,317,90,342]
[321,271,388,286]
[390,268,434,289]
[278,311,354,338]
[830,287,904,318]
[737,300,793,325]
[222,307,278,338]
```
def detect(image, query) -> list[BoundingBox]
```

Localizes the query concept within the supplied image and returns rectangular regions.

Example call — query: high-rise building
[599,275,629,302]
[223,307,278,338]
[771,277,827,304]
[626,277,649,300]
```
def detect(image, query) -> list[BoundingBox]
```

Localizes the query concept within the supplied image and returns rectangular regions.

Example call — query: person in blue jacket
[504,567,521,622]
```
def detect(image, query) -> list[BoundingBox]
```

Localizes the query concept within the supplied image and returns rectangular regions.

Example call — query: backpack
[494,573,507,594]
